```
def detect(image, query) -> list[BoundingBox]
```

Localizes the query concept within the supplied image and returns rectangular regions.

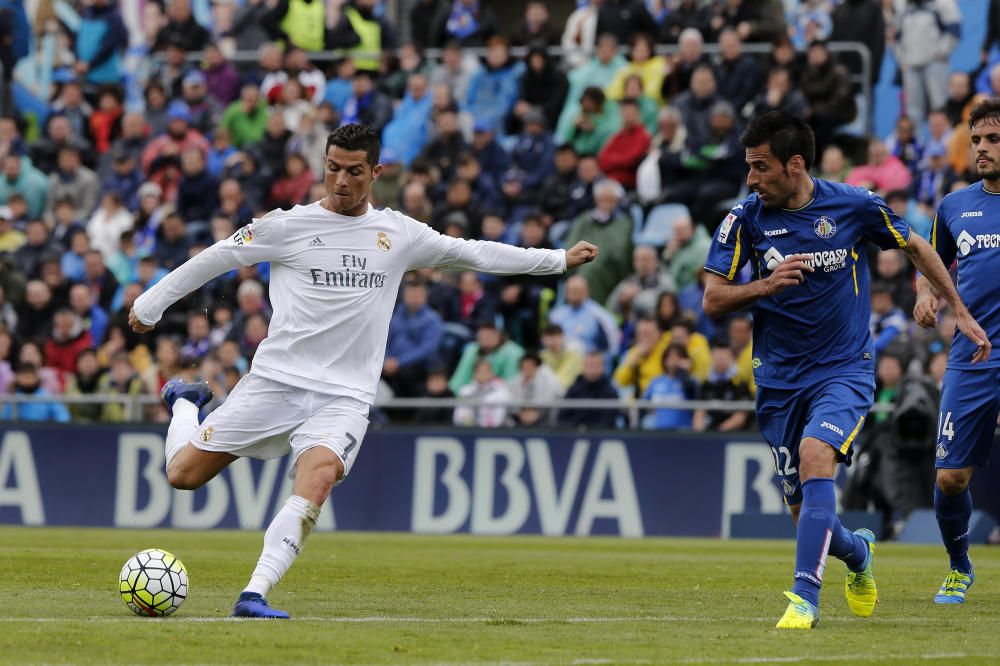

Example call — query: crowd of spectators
[0,0,989,435]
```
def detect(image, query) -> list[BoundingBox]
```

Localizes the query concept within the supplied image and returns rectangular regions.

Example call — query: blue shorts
[756,374,874,506]
[935,367,1000,469]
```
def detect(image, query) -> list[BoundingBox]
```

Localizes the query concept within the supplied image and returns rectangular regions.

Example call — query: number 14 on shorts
[939,411,956,441]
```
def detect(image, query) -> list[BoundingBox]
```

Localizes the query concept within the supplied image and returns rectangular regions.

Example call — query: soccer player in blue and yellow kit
[915,98,1000,605]
[703,111,990,629]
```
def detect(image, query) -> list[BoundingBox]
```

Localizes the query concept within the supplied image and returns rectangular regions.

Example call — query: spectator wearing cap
[340,71,393,134]
[141,101,209,183]
[558,351,621,429]
[0,154,49,219]
[0,362,71,423]
[471,120,510,187]
[693,338,751,432]
[870,280,908,355]
[382,73,433,167]
[466,36,525,138]
[549,275,622,357]
[384,280,444,397]
[47,145,100,222]
[75,0,128,84]
[914,142,957,211]
[152,0,210,52]
[557,86,620,157]
[220,84,269,149]
[563,180,633,304]
[429,0,498,47]
[598,98,650,190]
[449,321,523,394]
[181,70,221,137]
[514,47,569,135]
[0,205,23,252]
[101,148,143,211]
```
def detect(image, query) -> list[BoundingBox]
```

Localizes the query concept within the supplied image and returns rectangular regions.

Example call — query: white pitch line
[0,615,974,624]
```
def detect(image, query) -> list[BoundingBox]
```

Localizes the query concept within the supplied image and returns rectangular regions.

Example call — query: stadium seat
[632,204,689,248]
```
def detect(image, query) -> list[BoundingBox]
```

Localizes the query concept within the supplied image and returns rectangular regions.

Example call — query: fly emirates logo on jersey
[762,247,850,273]
[309,254,388,289]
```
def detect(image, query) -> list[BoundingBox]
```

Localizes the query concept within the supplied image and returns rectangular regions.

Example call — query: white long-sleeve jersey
[133,202,567,404]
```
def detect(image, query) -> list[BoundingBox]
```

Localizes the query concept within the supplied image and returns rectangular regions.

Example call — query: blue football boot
[232,592,290,619]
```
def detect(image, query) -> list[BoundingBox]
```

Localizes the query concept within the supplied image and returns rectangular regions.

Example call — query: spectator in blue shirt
[548,275,622,357]
[69,283,109,346]
[644,343,698,430]
[508,109,555,196]
[466,36,525,137]
[384,281,445,397]
[1,362,71,422]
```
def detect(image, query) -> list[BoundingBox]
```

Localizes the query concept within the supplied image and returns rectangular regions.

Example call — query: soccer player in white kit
[128,124,599,618]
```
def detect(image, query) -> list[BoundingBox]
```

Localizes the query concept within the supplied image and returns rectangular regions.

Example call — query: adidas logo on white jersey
[307,236,325,247]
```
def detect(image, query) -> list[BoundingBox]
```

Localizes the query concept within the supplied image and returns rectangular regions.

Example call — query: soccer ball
[119,548,189,617]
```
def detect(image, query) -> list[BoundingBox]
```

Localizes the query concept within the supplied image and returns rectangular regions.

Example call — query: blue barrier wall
[1,425,997,536]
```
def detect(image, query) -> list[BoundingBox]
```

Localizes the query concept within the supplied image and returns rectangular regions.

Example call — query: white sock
[243,495,321,597]
[165,399,199,466]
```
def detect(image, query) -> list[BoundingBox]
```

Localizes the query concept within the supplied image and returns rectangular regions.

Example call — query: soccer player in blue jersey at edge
[915,98,1000,606]
[702,111,991,629]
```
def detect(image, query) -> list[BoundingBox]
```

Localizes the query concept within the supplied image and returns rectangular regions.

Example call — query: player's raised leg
[934,467,975,604]
[161,379,237,490]
[233,447,343,619]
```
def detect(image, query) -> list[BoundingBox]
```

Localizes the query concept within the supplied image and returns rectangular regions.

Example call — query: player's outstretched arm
[702,254,814,319]
[905,234,991,363]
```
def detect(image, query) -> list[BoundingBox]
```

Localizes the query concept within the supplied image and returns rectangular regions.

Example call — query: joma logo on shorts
[820,421,845,437]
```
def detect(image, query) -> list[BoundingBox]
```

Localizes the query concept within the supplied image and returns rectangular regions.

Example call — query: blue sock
[935,486,973,574]
[828,521,869,573]
[792,478,839,608]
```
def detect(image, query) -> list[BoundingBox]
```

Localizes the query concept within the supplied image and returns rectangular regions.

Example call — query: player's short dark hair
[325,123,381,166]
[968,97,1000,130]
[740,110,816,170]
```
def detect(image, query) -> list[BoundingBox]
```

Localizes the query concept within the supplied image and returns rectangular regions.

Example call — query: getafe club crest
[376,232,391,252]
[814,216,837,239]
[936,443,948,461]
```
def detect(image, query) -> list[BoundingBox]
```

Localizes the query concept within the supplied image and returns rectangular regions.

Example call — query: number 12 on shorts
[939,411,955,441]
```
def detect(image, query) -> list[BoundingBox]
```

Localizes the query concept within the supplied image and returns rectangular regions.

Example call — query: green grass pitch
[2,527,999,665]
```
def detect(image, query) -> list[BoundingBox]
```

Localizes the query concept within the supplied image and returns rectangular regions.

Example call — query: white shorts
[192,374,371,481]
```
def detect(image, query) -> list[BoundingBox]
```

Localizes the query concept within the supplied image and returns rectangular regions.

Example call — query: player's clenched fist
[128,307,154,333]
[566,241,599,269]
[763,253,814,296]
[913,290,939,329]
